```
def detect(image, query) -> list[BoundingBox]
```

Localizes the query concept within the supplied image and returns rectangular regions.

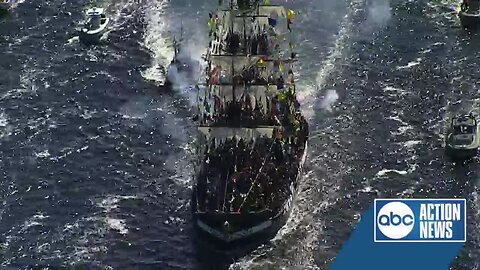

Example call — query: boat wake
[140,0,172,85]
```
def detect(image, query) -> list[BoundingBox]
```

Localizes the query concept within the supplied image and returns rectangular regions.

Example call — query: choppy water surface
[0,0,479,269]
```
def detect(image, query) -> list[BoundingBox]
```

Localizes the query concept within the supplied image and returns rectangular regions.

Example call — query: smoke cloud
[166,64,201,107]
[367,0,391,25]
[362,0,392,34]
[164,6,209,107]
[320,89,339,112]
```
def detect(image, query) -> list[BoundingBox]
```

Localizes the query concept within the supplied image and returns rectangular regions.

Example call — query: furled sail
[192,0,308,224]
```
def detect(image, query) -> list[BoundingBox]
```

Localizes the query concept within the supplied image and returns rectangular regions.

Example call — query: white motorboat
[79,7,109,44]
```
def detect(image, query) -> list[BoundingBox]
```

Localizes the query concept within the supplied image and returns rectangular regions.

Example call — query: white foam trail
[376,161,418,178]
[396,58,422,70]
[0,110,12,140]
[34,150,51,159]
[376,169,409,176]
[97,195,137,235]
[298,6,355,119]
[141,0,172,84]
[105,218,128,235]
[301,0,379,118]
[383,85,410,97]
[402,140,422,148]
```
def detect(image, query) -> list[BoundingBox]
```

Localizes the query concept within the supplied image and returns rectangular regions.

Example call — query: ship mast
[228,0,261,102]
[230,0,235,100]
[204,0,296,127]
[173,23,184,61]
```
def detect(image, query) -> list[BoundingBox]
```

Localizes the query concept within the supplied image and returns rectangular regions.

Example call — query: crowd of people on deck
[203,97,277,127]
[222,31,271,56]
[208,6,294,57]
[199,5,305,147]
[209,63,295,86]
[209,27,273,56]
[195,1,306,213]
[209,0,298,55]
[199,84,304,129]
[196,129,308,213]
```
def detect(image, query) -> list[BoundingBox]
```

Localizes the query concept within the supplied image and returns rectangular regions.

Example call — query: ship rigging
[191,0,308,247]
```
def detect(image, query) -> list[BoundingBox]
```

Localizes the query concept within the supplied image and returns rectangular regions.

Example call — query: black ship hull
[78,29,107,45]
[192,191,292,249]
[459,11,480,29]
[445,145,478,160]
[79,34,103,45]
[191,142,308,249]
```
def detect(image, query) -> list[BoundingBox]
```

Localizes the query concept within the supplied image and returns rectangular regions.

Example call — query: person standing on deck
[287,9,296,32]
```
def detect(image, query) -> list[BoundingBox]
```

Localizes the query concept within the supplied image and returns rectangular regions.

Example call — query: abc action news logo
[374,199,466,242]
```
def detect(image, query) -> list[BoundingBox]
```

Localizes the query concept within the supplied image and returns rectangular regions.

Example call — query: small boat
[445,113,480,159]
[78,8,109,45]
[459,1,480,29]
[165,26,201,88]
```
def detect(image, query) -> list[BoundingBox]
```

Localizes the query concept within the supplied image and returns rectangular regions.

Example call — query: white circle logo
[377,202,415,239]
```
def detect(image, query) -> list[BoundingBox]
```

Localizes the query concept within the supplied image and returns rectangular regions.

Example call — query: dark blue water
[0,0,478,269]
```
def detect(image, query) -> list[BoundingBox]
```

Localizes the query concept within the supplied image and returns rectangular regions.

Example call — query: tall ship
[191,0,309,247]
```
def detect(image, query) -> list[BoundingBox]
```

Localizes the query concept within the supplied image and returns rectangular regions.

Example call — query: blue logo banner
[375,199,466,242]
[330,200,466,270]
